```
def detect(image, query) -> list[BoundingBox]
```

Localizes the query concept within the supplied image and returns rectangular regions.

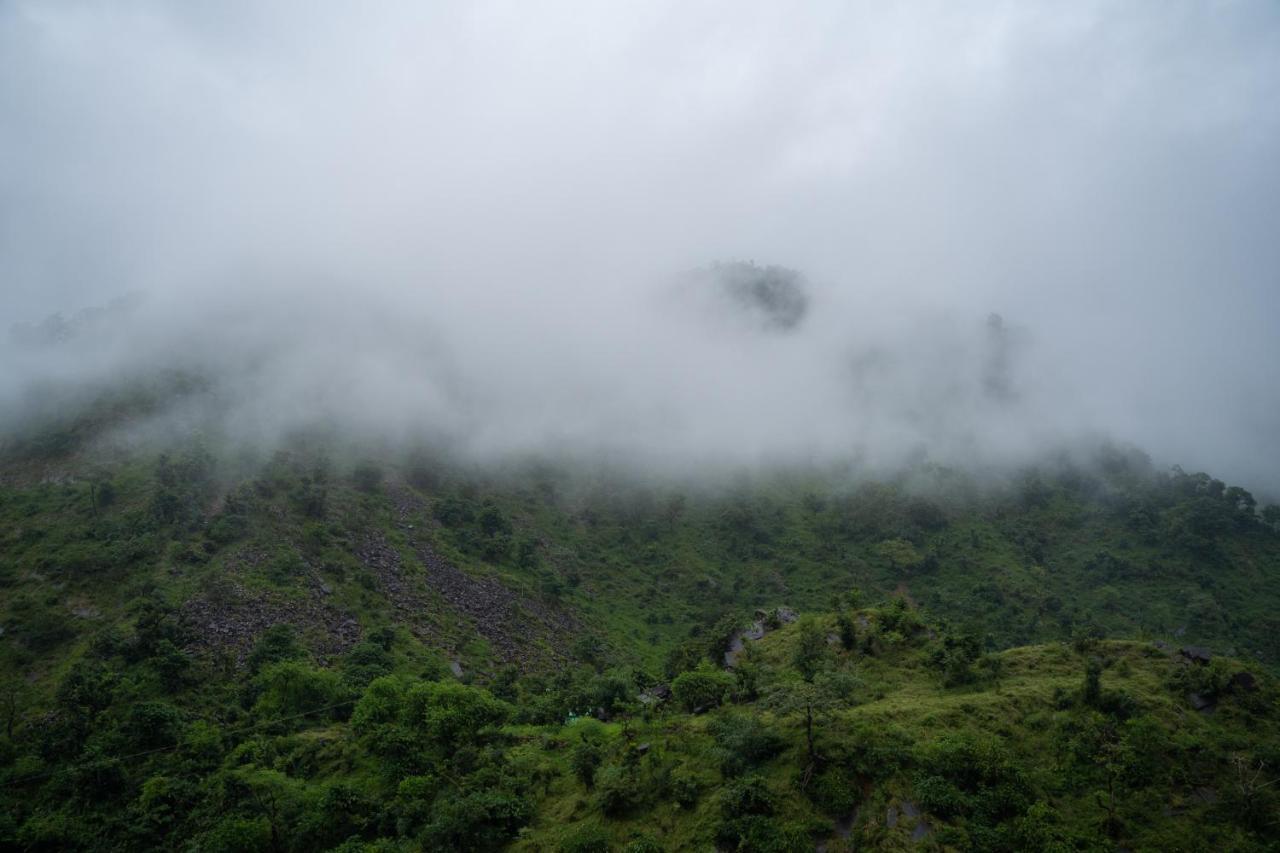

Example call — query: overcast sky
[2,1,1278,489]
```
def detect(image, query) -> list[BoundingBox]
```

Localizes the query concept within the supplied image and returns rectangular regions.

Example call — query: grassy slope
[504,623,1278,852]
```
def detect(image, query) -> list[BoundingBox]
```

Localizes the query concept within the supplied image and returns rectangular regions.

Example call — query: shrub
[672,663,734,712]
[623,833,664,853]
[570,737,604,788]
[720,775,778,819]
[250,661,343,722]
[560,823,611,853]
[708,712,785,774]
[668,767,704,808]
[808,768,858,814]
[246,625,305,675]
[403,680,509,749]
[422,789,531,850]
[595,764,643,816]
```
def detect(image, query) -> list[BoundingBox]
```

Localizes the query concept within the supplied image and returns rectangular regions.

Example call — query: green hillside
[1,416,1279,850]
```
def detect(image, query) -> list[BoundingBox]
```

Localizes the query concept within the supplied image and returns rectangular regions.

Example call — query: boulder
[1229,671,1258,693]
[1179,645,1212,665]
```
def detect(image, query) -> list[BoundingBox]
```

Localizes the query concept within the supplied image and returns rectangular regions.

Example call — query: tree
[251,662,342,722]
[671,663,735,712]
[571,736,604,788]
[763,669,860,783]
[835,611,858,652]
[792,616,828,682]
[876,538,923,573]
[1082,657,1103,708]
[403,680,509,749]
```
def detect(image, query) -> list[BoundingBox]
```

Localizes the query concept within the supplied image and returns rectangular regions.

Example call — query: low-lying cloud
[2,1,1278,489]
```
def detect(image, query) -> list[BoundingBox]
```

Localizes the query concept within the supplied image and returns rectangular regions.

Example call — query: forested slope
[1,406,1279,850]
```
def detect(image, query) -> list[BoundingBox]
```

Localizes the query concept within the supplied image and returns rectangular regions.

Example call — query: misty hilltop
[2,3,1280,852]
[2,1,1279,490]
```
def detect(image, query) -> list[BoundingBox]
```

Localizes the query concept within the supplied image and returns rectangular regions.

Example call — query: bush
[668,767,704,808]
[595,764,643,816]
[246,625,306,674]
[708,712,785,774]
[250,661,343,722]
[560,823,611,853]
[422,789,531,850]
[623,834,664,853]
[671,663,734,712]
[720,775,778,819]
[403,680,510,749]
[808,768,858,814]
[570,737,604,788]
[715,816,810,853]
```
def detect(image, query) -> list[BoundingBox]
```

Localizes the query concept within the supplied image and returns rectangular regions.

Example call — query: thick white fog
[2,2,1278,487]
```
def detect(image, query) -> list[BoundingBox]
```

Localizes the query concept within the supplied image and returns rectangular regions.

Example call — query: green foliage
[570,735,604,788]
[250,661,343,722]
[560,823,611,853]
[407,680,509,746]
[708,712,785,775]
[246,625,306,675]
[594,763,643,816]
[1,442,1279,852]
[792,616,827,682]
[671,662,735,712]
[421,789,531,851]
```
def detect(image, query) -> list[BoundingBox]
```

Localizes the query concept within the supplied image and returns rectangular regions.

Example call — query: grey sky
[2,2,1278,488]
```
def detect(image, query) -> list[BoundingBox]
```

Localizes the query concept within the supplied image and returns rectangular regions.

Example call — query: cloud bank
[2,1,1278,487]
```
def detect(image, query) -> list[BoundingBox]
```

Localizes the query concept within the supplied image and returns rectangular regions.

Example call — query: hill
[1,420,1279,850]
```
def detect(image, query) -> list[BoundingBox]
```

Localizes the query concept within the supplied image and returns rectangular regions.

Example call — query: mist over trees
[1,1,1278,490]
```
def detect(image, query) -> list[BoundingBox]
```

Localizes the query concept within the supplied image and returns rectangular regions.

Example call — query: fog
[2,2,1278,488]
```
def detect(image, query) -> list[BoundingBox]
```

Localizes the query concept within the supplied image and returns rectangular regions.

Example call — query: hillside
[1,425,1279,850]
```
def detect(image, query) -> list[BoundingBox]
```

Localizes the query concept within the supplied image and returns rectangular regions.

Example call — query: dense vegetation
[2,394,1279,850]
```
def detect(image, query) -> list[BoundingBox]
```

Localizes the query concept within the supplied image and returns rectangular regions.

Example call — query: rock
[724,621,767,667]
[449,659,464,677]
[638,684,671,705]
[1229,671,1258,693]
[636,742,651,755]
[1180,646,1212,665]
[886,805,898,828]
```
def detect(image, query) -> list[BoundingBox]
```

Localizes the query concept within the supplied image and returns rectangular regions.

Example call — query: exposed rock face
[180,579,360,666]
[411,537,577,666]
[724,606,797,667]
[355,530,439,642]
[353,483,580,667]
